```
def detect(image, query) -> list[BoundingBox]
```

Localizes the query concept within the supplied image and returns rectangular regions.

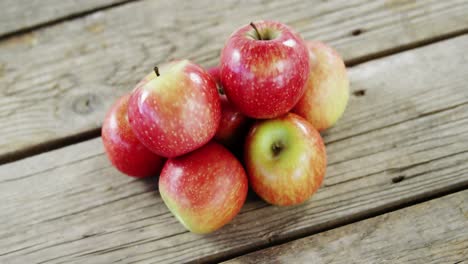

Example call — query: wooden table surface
[1,1,467,263]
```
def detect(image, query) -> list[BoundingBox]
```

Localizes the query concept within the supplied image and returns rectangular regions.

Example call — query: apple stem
[154,66,160,77]
[217,86,225,95]
[250,22,263,40]
[272,141,284,157]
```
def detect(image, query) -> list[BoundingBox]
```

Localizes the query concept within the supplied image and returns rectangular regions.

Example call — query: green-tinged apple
[220,20,310,119]
[159,142,248,234]
[245,113,326,206]
[208,66,251,151]
[293,41,349,131]
[102,94,164,178]
[128,60,221,157]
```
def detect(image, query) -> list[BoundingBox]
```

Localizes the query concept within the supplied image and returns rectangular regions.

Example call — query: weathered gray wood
[1,35,468,263]
[224,190,468,264]
[1,0,468,161]
[0,0,132,37]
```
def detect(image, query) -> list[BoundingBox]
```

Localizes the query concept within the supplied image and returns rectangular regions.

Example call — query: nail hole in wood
[351,29,363,36]
[353,89,366,96]
[73,93,99,115]
[392,175,405,184]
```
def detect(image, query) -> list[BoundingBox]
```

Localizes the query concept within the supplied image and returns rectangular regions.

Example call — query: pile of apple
[102,20,349,234]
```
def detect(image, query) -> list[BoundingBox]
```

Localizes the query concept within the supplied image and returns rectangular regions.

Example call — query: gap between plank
[210,183,468,264]
[346,28,468,66]
[1,33,468,166]
[0,128,101,165]
[0,0,142,40]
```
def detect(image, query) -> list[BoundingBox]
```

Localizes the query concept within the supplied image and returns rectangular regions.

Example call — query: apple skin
[208,66,251,151]
[128,60,221,158]
[134,70,157,90]
[102,94,164,178]
[293,41,349,131]
[245,113,326,206]
[215,95,251,150]
[207,66,221,85]
[220,20,310,119]
[159,142,248,234]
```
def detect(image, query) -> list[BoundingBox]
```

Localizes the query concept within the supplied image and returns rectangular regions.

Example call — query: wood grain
[1,0,468,162]
[0,0,132,37]
[1,35,468,263]
[224,190,468,264]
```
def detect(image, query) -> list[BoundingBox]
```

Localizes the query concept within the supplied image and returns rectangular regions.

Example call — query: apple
[207,66,221,85]
[102,94,164,178]
[244,113,326,206]
[220,20,310,119]
[208,66,251,151]
[293,41,349,131]
[159,142,248,234]
[128,60,221,158]
[215,95,251,151]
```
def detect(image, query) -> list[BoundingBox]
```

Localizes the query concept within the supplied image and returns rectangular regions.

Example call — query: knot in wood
[72,93,100,115]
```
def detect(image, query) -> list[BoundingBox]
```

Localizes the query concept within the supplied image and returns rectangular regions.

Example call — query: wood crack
[0,1,142,40]
[326,100,468,146]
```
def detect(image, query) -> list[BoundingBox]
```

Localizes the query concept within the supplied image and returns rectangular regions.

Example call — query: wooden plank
[0,0,132,37]
[1,35,468,264]
[224,190,468,264]
[1,0,468,162]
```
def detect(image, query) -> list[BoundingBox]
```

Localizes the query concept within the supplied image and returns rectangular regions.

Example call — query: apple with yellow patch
[128,60,221,157]
[159,142,248,234]
[245,113,326,206]
[293,41,349,131]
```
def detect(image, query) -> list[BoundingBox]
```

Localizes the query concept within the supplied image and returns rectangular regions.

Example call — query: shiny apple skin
[220,20,310,119]
[128,60,221,158]
[207,66,221,84]
[159,142,248,234]
[208,66,251,150]
[215,95,251,150]
[293,41,349,131]
[102,94,164,178]
[245,113,326,206]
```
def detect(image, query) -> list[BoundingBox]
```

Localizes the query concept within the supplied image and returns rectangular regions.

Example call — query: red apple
[208,66,251,150]
[293,41,349,131]
[207,66,221,85]
[159,142,248,234]
[220,20,310,119]
[215,95,251,150]
[245,113,326,206]
[128,60,221,158]
[102,94,164,178]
